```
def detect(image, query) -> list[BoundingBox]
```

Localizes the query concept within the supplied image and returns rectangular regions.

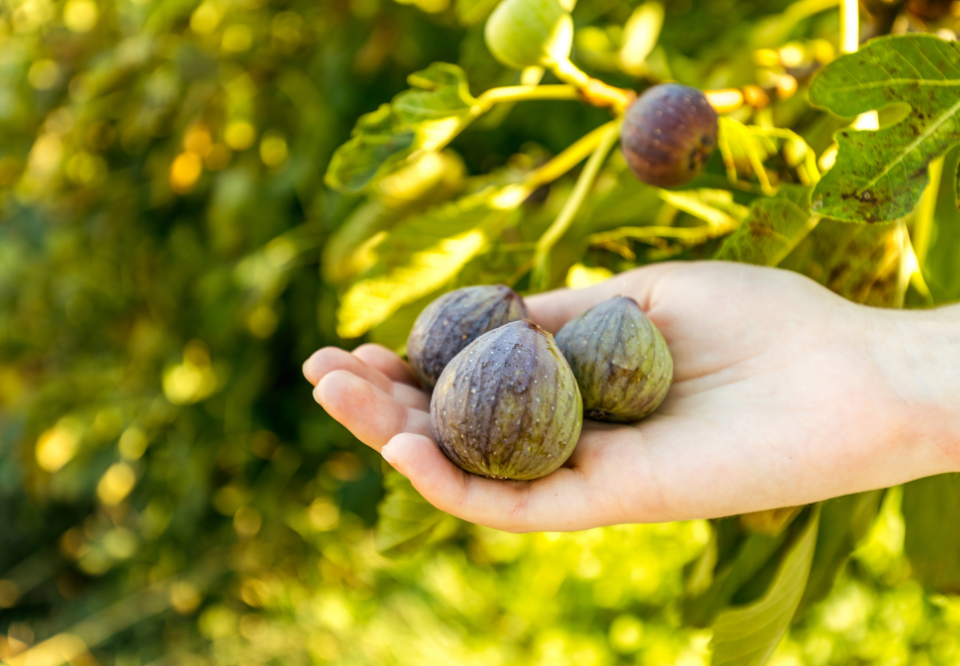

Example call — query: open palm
[305,261,938,532]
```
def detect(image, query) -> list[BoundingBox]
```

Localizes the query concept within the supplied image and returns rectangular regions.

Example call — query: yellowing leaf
[338,230,486,338]
[336,185,525,338]
[718,119,820,195]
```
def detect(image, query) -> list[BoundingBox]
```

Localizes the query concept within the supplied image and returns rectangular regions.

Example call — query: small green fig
[431,320,583,480]
[555,296,672,422]
[407,285,529,389]
[621,83,718,188]
[484,0,574,70]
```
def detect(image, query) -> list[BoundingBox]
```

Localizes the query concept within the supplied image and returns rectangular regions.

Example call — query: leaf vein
[861,95,960,191]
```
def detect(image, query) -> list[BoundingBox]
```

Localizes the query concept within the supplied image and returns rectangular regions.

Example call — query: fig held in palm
[407,285,529,389]
[556,296,672,422]
[431,320,583,481]
[621,83,718,188]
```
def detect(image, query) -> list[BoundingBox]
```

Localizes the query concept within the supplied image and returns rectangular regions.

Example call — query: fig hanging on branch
[484,0,575,70]
[431,320,583,480]
[556,296,673,422]
[621,83,718,188]
[407,285,529,389]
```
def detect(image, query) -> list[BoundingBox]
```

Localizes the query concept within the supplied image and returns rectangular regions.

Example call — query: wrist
[867,304,960,475]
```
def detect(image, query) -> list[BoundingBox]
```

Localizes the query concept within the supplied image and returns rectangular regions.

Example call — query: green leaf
[715,187,819,266]
[374,471,459,558]
[903,474,960,594]
[322,152,467,286]
[683,528,791,628]
[336,184,525,338]
[795,491,883,617]
[809,35,960,223]
[325,63,477,193]
[923,145,960,303]
[710,506,820,666]
[781,219,908,307]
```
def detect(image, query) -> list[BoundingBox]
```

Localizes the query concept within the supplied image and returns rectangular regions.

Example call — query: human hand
[304,262,958,532]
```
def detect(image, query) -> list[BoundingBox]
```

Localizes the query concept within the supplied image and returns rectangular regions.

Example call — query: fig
[555,296,672,422]
[621,83,718,188]
[407,285,529,389]
[484,0,574,70]
[430,320,583,480]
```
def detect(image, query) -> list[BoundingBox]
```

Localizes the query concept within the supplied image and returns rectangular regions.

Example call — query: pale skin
[304,262,960,533]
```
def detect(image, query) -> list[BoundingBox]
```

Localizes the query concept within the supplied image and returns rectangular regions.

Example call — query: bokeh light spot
[259,132,288,167]
[63,0,98,32]
[97,462,136,505]
[36,419,82,472]
[169,152,203,193]
[225,120,256,150]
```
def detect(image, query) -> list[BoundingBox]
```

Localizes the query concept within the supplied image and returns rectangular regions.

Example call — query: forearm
[869,303,960,475]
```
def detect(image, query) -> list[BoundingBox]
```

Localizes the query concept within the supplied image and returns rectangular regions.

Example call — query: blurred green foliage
[2,0,960,664]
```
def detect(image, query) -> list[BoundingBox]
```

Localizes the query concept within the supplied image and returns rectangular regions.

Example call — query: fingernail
[381,443,398,466]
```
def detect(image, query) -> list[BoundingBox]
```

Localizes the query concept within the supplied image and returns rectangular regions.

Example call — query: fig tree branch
[530,120,622,291]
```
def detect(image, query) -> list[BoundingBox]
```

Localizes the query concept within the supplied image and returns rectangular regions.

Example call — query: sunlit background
[3,0,960,663]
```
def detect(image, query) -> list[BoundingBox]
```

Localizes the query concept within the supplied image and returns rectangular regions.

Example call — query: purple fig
[430,320,582,480]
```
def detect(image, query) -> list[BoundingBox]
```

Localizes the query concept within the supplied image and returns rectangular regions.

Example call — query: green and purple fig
[621,83,718,188]
[555,296,672,422]
[407,285,529,389]
[430,320,582,480]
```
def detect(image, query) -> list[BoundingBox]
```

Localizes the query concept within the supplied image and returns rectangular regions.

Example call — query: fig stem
[474,84,582,109]
[531,120,622,291]
[588,224,738,247]
[551,58,634,113]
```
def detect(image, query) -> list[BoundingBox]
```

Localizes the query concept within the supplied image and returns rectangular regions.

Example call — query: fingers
[381,433,618,532]
[525,262,681,333]
[304,347,393,392]
[314,370,432,451]
[303,346,429,411]
[352,343,421,387]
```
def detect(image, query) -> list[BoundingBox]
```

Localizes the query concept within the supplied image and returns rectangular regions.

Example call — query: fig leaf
[325,63,476,193]
[780,218,908,307]
[903,474,960,594]
[709,505,820,666]
[809,35,960,223]
[715,185,819,267]
[336,184,526,338]
[795,490,883,618]
[922,145,960,303]
[374,471,459,558]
